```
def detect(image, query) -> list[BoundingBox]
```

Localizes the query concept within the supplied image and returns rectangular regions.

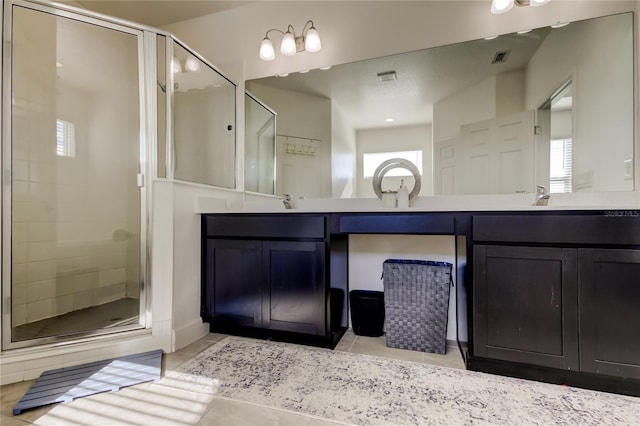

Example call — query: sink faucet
[282,194,293,209]
[533,185,550,206]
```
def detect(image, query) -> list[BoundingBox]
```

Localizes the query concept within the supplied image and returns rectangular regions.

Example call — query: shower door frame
[1,0,154,350]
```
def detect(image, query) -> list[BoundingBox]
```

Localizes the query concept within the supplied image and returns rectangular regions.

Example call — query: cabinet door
[263,241,326,335]
[473,245,578,369]
[579,249,640,379]
[205,239,262,327]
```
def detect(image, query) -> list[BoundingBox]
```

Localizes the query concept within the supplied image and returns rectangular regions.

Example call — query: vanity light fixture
[259,20,321,61]
[491,0,550,14]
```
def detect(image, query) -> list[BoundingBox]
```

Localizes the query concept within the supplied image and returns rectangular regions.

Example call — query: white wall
[349,235,458,341]
[163,1,638,83]
[331,103,357,198]
[525,13,634,192]
[356,124,432,198]
[433,77,497,145]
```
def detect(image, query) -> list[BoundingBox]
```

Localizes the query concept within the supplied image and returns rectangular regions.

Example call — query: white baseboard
[172,319,209,351]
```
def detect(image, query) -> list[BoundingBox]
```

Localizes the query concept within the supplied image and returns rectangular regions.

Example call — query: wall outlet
[624,159,633,180]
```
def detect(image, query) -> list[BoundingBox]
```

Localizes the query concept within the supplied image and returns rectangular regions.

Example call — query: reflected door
[458,110,535,194]
[5,4,145,347]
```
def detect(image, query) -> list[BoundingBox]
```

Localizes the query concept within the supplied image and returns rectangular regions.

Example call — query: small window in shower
[56,119,76,158]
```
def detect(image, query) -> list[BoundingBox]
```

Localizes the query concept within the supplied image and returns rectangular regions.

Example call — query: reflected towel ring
[372,158,421,201]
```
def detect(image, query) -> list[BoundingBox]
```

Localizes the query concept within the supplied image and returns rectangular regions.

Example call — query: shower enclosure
[1,1,236,349]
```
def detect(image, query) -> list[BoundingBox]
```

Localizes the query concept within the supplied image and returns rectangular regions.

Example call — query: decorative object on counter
[372,158,421,206]
[170,336,640,426]
[397,179,409,208]
[381,190,397,208]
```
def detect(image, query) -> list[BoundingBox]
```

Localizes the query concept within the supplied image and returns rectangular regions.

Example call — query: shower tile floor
[12,298,140,341]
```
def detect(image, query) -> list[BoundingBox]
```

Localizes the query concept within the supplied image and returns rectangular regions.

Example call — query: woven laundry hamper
[382,259,453,354]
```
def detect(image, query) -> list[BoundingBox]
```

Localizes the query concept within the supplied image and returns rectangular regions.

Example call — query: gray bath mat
[13,349,162,415]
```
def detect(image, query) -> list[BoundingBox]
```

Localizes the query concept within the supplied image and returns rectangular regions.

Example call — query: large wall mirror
[246,12,634,198]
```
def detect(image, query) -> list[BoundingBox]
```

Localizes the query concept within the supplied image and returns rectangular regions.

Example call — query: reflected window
[549,138,572,193]
[363,150,423,178]
[56,119,76,158]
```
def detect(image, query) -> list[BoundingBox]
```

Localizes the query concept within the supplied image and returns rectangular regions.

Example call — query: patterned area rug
[167,336,639,426]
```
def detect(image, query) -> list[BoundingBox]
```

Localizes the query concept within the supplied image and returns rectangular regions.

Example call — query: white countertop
[196,192,640,214]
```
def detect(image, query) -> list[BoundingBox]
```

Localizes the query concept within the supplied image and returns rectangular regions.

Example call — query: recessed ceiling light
[299,69,310,74]
[484,35,499,40]
[517,29,533,34]
[320,66,331,70]
[385,118,395,123]
[277,73,289,77]
[551,22,569,28]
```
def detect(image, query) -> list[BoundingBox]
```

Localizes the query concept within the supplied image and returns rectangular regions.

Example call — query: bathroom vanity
[200,207,640,396]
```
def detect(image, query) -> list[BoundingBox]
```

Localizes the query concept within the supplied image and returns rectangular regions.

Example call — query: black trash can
[349,290,385,337]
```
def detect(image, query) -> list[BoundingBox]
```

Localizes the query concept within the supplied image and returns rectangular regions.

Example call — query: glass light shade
[171,57,182,74]
[280,31,297,56]
[304,27,321,52]
[259,37,275,61]
[184,56,201,72]
[530,0,551,6]
[491,0,514,14]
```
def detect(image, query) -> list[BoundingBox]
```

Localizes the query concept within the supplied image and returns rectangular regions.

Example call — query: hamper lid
[383,259,452,268]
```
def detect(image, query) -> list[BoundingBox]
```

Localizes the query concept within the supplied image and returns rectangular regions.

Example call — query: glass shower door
[4,4,146,347]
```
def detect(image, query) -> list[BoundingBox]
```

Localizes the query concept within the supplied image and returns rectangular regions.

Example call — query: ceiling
[73,0,253,27]
[249,27,551,130]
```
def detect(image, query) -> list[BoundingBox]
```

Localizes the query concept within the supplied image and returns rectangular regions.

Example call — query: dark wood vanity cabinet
[579,248,640,379]
[473,245,579,370]
[471,214,640,383]
[204,239,262,328]
[202,214,334,343]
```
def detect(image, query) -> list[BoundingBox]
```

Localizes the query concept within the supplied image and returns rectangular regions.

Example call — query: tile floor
[1,330,464,425]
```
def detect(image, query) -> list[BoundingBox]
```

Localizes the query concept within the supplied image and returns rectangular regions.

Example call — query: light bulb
[530,0,551,6]
[280,31,297,56]
[171,57,182,74]
[491,0,514,14]
[259,37,275,61]
[184,56,200,72]
[304,26,321,52]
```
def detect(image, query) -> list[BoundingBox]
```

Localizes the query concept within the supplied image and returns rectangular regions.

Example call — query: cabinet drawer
[473,214,640,245]
[204,215,325,239]
[339,214,454,234]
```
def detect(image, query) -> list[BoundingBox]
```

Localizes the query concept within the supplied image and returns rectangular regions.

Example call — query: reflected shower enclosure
[245,92,276,195]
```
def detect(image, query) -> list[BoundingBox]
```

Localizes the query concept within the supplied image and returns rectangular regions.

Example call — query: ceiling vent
[492,50,510,64]
[377,70,397,82]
